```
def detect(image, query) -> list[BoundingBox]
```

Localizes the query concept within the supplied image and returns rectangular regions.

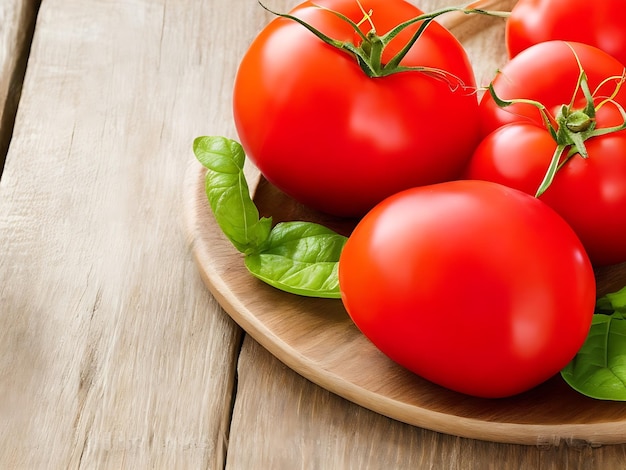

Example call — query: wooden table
[2,0,626,468]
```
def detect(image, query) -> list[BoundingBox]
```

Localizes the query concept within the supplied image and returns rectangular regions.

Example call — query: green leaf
[193,136,271,254]
[596,285,626,314]
[561,311,626,400]
[193,135,348,298]
[245,221,347,298]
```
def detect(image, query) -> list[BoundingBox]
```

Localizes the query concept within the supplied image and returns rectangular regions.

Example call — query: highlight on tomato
[467,41,626,266]
[506,0,626,67]
[232,0,483,217]
[338,179,596,399]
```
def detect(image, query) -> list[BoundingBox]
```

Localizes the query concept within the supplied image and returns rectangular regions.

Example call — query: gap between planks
[0,0,42,180]
[224,331,246,469]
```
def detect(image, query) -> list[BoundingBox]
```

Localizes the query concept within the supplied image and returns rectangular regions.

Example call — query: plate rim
[184,160,626,446]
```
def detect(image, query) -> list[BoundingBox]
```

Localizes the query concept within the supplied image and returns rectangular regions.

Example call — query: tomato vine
[259,0,508,81]
[487,45,626,197]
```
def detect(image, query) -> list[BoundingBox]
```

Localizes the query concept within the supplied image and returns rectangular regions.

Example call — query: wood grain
[0,0,39,175]
[0,0,246,467]
[229,336,626,469]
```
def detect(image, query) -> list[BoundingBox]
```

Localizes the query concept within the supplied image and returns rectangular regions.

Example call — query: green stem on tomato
[488,45,626,197]
[257,1,508,80]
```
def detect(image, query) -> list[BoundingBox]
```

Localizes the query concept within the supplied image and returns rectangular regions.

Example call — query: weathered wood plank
[229,336,626,469]
[0,0,247,467]
[0,0,39,175]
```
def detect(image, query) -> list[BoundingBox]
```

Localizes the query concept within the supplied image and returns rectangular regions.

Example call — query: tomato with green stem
[338,179,595,398]
[467,41,626,266]
[233,0,488,217]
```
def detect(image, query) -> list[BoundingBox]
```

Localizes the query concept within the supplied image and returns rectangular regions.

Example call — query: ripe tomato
[233,0,480,217]
[471,41,626,266]
[338,180,595,398]
[506,0,626,66]
[467,112,626,267]
[478,41,626,137]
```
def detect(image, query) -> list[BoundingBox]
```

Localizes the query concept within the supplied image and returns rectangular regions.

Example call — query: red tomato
[338,180,595,398]
[467,111,626,266]
[233,0,480,217]
[506,0,626,66]
[479,41,626,137]
[471,41,626,266]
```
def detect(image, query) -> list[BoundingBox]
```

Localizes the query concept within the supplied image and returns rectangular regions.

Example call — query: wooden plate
[185,160,626,446]
[184,2,626,445]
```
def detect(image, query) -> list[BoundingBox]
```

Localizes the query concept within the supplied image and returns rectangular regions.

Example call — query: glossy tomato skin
[479,41,626,138]
[338,180,595,398]
[506,0,626,66]
[467,109,626,266]
[474,41,626,266]
[233,0,480,217]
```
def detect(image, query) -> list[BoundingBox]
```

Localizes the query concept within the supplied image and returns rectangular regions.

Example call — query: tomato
[233,0,480,217]
[478,41,626,137]
[506,0,626,66]
[338,180,595,398]
[470,41,626,266]
[467,112,626,267]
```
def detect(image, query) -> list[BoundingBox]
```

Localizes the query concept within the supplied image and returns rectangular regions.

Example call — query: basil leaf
[561,287,626,401]
[193,136,348,299]
[193,136,272,254]
[596,285,626,315]
[245,221,347,298]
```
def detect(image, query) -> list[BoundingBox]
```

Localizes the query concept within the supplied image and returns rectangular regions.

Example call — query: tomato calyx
[258,1,507,82]
[488,50,626,197]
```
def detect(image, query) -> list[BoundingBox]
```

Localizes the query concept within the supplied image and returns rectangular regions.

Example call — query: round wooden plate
[185,2,626,445]
[185,160,626,446]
